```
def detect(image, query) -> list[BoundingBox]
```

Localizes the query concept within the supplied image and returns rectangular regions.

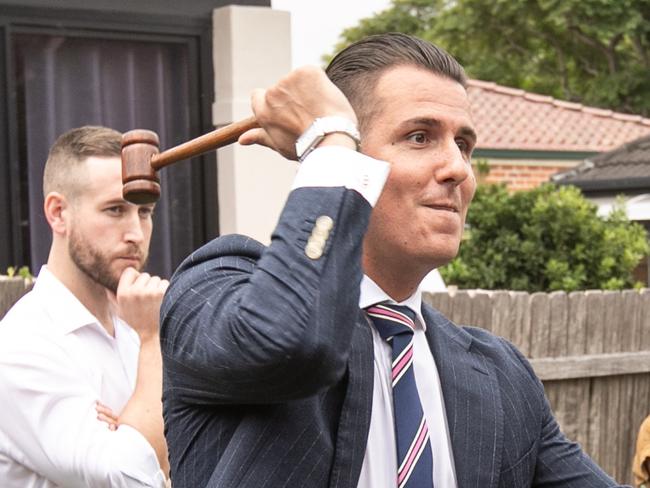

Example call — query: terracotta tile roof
[468,80,650,153]
[553,135,650,190]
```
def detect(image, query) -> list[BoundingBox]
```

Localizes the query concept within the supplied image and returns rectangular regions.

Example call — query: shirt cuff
[292,146,390,207]
[110,424,166,487]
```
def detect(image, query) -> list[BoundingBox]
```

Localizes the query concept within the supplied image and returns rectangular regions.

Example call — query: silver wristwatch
[295,116,360,162]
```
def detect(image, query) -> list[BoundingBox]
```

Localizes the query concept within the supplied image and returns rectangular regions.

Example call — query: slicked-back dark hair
[326,33,466,130]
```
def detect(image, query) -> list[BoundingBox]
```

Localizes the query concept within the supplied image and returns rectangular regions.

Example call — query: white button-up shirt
[0,266,165,487]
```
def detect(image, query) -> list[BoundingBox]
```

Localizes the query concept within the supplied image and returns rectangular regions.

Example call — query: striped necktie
[366,303,434,488]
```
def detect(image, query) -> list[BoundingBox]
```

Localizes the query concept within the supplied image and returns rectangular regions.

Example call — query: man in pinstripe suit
[160,33,626,487]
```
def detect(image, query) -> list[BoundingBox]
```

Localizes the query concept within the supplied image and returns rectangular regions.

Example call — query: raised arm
[160,66,386,405]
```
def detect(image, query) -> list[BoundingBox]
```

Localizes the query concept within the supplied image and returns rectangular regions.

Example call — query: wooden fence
[425,288,650,486]
[0,277,31,319]
[1,280,648,484]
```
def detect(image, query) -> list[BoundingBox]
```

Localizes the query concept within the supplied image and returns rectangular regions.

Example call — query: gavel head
[121,129,161,204]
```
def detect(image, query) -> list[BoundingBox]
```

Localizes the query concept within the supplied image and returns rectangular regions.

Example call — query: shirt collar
[359,274,426,331]
[33,265,111,337]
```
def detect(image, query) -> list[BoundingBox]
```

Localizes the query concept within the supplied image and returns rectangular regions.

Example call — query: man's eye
[407,132,428,144]
[456,138,470,153]
[106,206,124,215]
[138,207,154,218]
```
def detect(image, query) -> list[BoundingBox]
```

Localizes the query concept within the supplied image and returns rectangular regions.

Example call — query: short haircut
[42,126,122,198]
[326,33,467,130]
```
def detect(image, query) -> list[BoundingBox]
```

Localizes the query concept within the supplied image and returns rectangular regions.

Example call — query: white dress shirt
[0,266,165,487]
[295,146,457,487]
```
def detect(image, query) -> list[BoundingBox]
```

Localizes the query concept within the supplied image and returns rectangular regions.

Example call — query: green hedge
[441,183,649,292]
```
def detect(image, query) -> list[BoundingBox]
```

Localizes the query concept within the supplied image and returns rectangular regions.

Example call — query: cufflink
[305,215,334,260]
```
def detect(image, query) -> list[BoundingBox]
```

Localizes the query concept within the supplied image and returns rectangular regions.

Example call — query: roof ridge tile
[553,100,583,110]
[582,106,614,117]
[467,79,496,89]
[612,113,642,122]
[493,85,525,96]
[524,93,554,103]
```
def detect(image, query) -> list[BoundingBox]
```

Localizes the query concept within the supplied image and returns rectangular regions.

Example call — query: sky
[271,0,393,68]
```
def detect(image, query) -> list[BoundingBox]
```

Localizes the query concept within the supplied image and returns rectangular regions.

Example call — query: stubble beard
[68,227,145,294]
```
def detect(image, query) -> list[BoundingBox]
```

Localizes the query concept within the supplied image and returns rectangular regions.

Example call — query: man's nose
[123,211,145,244]
[434,141,471,185]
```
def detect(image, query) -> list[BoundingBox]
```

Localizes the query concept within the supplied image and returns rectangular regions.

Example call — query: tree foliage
[330,0,650,116]
[439,184,649,291]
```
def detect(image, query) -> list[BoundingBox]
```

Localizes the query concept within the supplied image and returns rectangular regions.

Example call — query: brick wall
[478,163,572,191]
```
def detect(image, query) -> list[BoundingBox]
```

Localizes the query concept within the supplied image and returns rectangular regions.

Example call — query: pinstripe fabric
[161,186,629,488]
[422,306,628,488]
[161,188,375,488]
[366,304,434,488]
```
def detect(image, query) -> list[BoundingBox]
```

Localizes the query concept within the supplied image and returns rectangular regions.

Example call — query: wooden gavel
[121,116,259,204]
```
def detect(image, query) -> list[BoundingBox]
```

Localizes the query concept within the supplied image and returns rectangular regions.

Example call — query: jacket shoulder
[173,234,264,277]
[422,303,539,382]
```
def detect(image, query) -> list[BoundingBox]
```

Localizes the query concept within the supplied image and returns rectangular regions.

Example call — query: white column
[212,5,296,243]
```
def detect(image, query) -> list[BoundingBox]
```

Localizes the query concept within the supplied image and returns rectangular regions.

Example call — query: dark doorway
[1,11,218,278]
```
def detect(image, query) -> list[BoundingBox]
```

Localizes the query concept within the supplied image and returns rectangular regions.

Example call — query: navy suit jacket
[160,186,625,487]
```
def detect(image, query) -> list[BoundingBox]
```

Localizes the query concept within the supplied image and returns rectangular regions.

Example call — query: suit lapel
[328,311,374,488]
[422,307,503,488]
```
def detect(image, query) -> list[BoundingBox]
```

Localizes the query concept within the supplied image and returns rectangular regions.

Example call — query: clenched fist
[238,65,357,160]
[110,267,169,342]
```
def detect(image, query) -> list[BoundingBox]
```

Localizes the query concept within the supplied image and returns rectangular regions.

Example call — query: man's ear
[44,192,69,236]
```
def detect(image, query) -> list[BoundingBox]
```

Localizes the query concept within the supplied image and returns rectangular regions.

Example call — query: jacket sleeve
[160,186,371,405]
[503,341,629,487]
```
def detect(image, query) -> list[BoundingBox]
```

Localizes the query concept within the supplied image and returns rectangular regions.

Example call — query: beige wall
[212,5,296,244]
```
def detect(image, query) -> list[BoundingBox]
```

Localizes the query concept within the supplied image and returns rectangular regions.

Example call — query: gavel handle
[150,116,259,170]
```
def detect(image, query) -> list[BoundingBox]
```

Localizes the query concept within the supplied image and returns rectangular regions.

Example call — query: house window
[1,10,218,278]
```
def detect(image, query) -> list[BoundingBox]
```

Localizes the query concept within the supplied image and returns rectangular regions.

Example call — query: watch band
[295,116,360,162]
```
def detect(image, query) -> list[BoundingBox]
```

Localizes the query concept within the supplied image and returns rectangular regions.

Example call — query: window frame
[0,3,221,272]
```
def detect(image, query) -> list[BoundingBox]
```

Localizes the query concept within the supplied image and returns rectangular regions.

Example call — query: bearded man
[0,126,169,487]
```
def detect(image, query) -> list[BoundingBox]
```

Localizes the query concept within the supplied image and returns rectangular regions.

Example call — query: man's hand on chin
[108,267,169,341]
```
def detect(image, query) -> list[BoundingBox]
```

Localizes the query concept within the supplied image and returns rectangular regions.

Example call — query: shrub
[440,183,649,291]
